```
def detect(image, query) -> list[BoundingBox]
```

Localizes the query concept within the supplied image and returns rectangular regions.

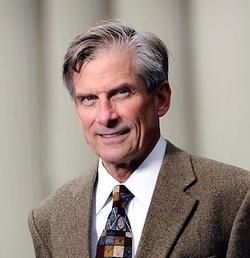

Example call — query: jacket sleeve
[227,189,250,258]
[28,210,51,258]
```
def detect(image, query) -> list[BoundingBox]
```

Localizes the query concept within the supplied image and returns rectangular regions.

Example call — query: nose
[96,98,119,127]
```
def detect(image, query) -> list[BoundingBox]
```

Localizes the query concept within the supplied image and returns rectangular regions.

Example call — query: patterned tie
[96,185,134,258]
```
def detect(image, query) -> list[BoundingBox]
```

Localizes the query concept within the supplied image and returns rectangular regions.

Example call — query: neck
[103,164,133,183]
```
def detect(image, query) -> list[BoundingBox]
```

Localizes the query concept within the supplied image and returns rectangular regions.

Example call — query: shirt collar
[95,137,167,214]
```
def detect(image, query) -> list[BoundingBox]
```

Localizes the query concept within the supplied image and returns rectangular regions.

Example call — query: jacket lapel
[58,167,97,257]
[136,142,198,258]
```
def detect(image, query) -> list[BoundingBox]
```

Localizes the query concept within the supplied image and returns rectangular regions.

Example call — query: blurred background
[0,0,249,257]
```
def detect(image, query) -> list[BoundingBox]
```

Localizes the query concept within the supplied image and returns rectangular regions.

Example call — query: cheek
[119,100,154,128]
[118,101,141,120]
[77,109,95,131]
[138,103,159,131]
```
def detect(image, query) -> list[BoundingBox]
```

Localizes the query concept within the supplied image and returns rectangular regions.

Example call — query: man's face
[73,49,170,168]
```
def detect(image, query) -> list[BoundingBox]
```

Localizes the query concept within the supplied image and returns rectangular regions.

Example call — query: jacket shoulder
[166,141,250,193]
[188,155,250,202]
[29,169,96,224]
[191,155,250,183]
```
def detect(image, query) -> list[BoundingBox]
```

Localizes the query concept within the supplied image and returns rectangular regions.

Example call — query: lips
[98,128,130,138]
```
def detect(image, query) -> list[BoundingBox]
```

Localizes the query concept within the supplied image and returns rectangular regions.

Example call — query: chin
[101,156,126,165]
[99,151,130,165]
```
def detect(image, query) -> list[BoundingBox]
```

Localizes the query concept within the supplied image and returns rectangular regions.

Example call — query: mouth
[99,128,130,138]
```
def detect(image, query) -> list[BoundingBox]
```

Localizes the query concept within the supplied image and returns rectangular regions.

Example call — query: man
[29,21,250,258]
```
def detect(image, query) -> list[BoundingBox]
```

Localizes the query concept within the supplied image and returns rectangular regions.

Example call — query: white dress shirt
[91,137,167,257]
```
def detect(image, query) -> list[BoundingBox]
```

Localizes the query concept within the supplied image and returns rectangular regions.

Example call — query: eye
[77,95,97,106]
[118,86,130,95]
[113,86,131,99]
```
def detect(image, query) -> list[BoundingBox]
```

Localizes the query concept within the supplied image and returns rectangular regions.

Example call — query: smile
[99,129,130,138]
[97,129,130,144]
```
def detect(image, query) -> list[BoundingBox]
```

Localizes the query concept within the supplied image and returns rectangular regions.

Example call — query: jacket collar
[57,167,97,257]
[135,141,198,257]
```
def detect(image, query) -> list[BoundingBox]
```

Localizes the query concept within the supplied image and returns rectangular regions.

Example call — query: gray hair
[63,20,169,99]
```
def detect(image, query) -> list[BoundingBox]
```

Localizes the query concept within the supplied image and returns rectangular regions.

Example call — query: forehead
[73,49,141,91]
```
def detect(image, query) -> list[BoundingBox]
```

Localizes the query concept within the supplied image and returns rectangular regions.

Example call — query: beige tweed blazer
[29,141,250,257]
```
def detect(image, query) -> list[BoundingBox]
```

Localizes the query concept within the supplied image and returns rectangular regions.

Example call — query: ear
[154,81,171,117]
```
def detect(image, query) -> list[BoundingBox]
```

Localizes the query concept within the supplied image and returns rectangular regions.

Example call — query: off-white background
[0,0,249,257]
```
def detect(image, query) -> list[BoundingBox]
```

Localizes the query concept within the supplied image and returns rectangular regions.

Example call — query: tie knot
[112,185,134,208]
